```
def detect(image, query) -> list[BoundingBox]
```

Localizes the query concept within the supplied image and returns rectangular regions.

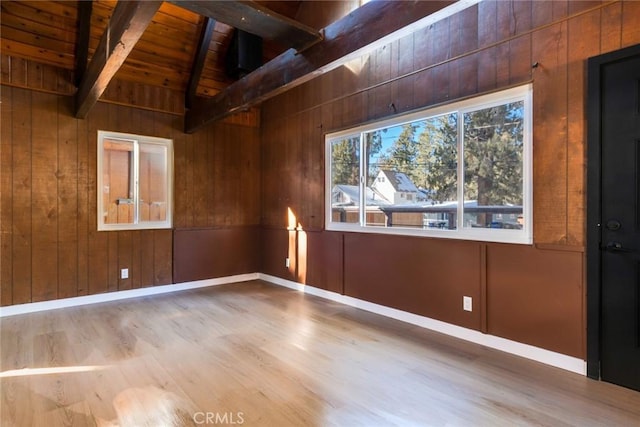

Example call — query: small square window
[97,131,173,231]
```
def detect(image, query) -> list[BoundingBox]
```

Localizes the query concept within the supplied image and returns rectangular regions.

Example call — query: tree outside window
[326,85,532,244]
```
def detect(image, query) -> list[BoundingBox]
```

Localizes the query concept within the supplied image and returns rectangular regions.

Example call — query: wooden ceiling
[1,1,462,129]
[1,1,309,98]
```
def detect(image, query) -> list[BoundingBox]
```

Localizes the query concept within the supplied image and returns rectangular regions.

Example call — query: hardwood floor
[1,280,639,426]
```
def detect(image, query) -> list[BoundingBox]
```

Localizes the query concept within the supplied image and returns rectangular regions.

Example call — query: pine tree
[415,114,458,203]
[375,123,419,184]
[365,130,384,185]
[331,133,384,187]
[330,137,359,186]
[463,102,524,225]
[330,101,524,219]
[463,102,524,205]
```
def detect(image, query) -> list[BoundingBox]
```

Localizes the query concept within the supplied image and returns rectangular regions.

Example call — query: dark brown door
[599,51,640,392]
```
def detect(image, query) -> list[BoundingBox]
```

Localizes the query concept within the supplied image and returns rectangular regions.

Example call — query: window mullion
[360,132,366,227]
[457,111,464,231]
[133,141,140,225]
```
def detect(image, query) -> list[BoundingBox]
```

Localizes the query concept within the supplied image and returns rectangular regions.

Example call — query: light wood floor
[1,280,639,426]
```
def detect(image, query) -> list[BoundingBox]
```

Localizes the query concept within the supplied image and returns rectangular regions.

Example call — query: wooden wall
[0,85,261,306]
[2,0,639,361]
[260,0,640,359]
[294,0,359,30]
[0,53,261,123]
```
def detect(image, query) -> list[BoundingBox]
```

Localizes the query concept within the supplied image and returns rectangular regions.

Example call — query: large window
[97,131,173,231]
[326,85,532,244]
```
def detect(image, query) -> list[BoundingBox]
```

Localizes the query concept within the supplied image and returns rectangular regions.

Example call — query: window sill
[98,222,173,232]
[326,223,533,245]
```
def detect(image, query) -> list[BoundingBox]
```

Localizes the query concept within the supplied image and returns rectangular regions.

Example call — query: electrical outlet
[463,296,472,312]
[285,258,290,268]
[121,268,129,279]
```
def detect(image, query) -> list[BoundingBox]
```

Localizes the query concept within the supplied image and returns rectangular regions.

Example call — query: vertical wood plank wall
[2,0,639,362]
[0,87,261,306]
[260,0,640,359]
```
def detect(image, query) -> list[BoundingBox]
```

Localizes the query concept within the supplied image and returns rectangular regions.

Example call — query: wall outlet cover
[463,296,472,312]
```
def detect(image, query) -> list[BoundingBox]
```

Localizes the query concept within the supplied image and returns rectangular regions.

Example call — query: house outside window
[97,131,173,231]
[326,84,532,244]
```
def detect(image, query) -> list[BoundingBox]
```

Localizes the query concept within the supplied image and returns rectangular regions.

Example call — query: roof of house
[378,170,420,193]
[332,185,391,206]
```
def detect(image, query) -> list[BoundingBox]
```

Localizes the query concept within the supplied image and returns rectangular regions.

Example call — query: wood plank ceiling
[1,1,305,99]
[0,1,459,128]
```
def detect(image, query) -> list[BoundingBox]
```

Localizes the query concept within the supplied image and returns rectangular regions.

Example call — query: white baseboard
[258,273,587,376]
[0,273,259,318]
[0,271,586,376]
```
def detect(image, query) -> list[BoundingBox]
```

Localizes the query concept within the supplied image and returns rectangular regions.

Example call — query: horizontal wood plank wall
[260,0,640,358]
[0,85,261,307]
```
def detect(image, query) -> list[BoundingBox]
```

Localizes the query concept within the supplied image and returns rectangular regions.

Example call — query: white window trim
[325,84,533,245]
[97,130,174,231]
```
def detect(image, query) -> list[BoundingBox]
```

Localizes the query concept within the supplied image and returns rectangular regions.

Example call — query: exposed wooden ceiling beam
[185,0,479,133]
[186,17,216,110]
[75,0,162,118]
[74,0,93,87]
[169,1,322,52]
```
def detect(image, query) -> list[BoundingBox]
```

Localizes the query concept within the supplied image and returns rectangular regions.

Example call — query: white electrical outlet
[285,258,290,268]
[121,268,129,279]
[463,296,472,312]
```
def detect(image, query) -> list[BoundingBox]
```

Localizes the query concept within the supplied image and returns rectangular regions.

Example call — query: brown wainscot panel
[261,228,344,294]
[486,244,584,358]
[298,230,344,294]
[344,233,482,331]
[173,227,260,283]
[261,227,297,282]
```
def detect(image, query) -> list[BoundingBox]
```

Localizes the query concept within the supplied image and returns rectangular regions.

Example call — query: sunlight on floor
[0,365,110,378]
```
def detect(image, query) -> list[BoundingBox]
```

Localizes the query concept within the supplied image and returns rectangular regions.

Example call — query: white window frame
[325,84,533,244]
[97,130,174,231]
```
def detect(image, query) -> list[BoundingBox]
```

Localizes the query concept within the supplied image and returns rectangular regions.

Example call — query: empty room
[1,0,640,425]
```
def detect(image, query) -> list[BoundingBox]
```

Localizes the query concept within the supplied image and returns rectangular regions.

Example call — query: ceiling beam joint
[169,0,322,52]
[185,1,476,133]
[74,0,162,119]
